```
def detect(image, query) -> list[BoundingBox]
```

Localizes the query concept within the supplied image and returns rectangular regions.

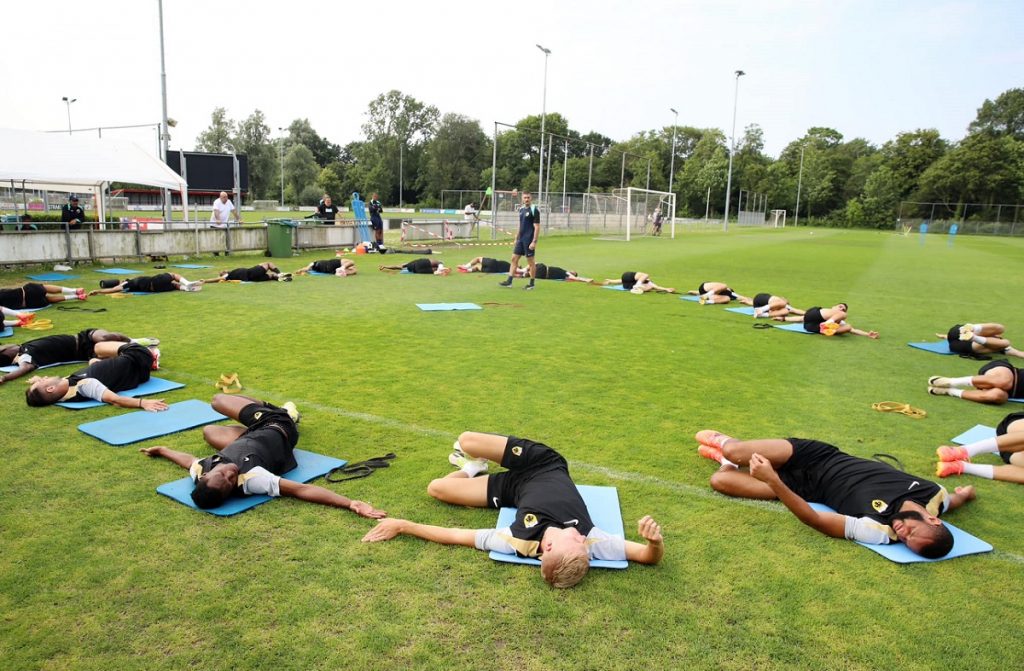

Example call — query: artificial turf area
[1,227,1023,670]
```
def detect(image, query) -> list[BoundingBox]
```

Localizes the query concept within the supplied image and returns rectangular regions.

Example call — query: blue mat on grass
[156,449,346,516]
[679,294,701,302]
[19,305,52,313]
[2,359,83,373]
[27,273,78,281]
[56,376,184,409]
[602,285,627,291]
[95,268,140,275]
[0,326,12,338]
[908,341,953,355]
[807,502,991,563]
[171,264,210,269]
[417,303,481,311]
[952,424,996,445]
[79,399,226,445]
[774,322,816,334]
[725,306,757,316]
[308,271,333,276]
[489,485,628,569]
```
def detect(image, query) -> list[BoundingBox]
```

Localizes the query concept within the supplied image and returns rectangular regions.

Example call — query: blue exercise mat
[27,273,79,281]
[95,268,140,275]
[807,502,991,563]
[56,376,185,409]
[774,322,816,334]
[0,326,12,338]
[679,295,701,302]
[489,485,628,569]
[19,305,52,313]
[952,424,996,445]
[1,359,84,373]
[156,449,347,516]
[170,264,210,269]
[78,399,227,445]
[417,303,481,311]
[308,271,333,276]
[908,341,953,355]
[602,285,628,291]
[725,306,757,316]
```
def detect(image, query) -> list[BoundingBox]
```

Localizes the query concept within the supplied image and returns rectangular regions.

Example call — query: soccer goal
[595,187,677,241]
[770,209,787,228]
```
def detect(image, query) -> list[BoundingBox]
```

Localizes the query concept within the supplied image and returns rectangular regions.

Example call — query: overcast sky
[3,0,1021,159]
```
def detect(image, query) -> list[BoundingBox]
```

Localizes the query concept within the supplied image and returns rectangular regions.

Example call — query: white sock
[462,460,488,477]
[721,457,738,468]
[965,437,999,457]
[3,319,14,327]
[961,463,994,479]
[949,376,974,388]
[973,335,988,346]
[949,388,964,398]
[824,317,836,324]
[60,287,77,296]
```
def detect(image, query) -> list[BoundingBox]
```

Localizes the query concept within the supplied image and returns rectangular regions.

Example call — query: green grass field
[2,229,1022,670]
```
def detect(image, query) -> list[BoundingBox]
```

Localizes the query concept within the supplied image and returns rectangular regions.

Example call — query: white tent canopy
[0,127,188,222]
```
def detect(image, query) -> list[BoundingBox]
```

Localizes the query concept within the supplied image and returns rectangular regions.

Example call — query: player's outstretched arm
[624,515,665,564]
[749,453,846,538]
[279,479,386,518]
[362,518,477,547]
[139,445,196,470]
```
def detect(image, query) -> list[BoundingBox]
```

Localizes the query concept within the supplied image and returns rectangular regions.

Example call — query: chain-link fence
[897,201,1024,236]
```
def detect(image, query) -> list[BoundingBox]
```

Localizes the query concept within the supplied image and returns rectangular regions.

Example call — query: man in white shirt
[141,394,387,517]
[210,191,241,228]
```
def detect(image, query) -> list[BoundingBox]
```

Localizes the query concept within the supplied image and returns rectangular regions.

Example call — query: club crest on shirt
[872,499,888,513]
[254,411,263,420]
[523,513,538,528]
[511,446,523,456]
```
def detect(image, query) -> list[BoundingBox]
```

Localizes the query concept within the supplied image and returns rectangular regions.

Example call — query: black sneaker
[498,278,513,287]
[524,282,535,291]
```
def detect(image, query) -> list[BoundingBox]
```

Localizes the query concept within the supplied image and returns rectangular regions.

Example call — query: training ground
[2,227,1022,670]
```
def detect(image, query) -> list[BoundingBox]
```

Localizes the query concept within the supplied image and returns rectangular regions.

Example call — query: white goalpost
[596,187,677,241]
[770,209,787,228]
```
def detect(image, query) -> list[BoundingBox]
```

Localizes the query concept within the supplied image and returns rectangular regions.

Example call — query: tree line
[195,88,1024,226]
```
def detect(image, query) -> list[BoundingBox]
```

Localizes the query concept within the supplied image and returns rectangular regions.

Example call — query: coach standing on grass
[210,191,241,228]
[499,192,540,290]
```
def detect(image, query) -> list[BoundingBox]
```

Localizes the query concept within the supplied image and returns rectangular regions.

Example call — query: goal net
[595,187,677,241]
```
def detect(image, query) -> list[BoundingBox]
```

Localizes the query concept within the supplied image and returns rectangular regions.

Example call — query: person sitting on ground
[936,411,1024,483]
[1,282,87,308]
[88,273,201,296]
[0,328,156,384]
[738,293,805,319]
[458,257,520,275]
[140,393,387,517]
[361,431,664,588]
[695,429,975,558]
[928,360,1024,404]
[379,258,449,275]
[201,262,290,283]
[25,341,166,410]
[775,302,879,338]
[294,257,358,277]
[687,282,744,305]
[533,263,594,283]
[601,272,674,294]
[935,323,1024,358]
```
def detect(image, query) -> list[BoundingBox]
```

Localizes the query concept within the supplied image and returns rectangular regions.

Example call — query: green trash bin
[266,219,297,257]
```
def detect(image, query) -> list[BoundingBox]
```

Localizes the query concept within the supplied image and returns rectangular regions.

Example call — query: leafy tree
[417,113,490,205]
[677,130,727,216]
[917,132,1024,208]
[233,110,274,200]
[284,119,341,167]
[879,129,948,199]
[316,165,344,201]
[195,107,234,153]
[358,90,440,204]
[968,88,1024,140]
[283,144,318,204]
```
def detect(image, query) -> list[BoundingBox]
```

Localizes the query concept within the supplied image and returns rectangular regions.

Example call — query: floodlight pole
[536,44,551,204]
[61,96,77,135]
[668,107,678,197]
[277,126,286,206]
[562,138,568,214]
[723,69,745,231]
[399,140,404,209]
[157,0,173,221]
[795,144,805,227]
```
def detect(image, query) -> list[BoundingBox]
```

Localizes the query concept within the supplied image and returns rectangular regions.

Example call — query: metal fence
[897,201,1024,237]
